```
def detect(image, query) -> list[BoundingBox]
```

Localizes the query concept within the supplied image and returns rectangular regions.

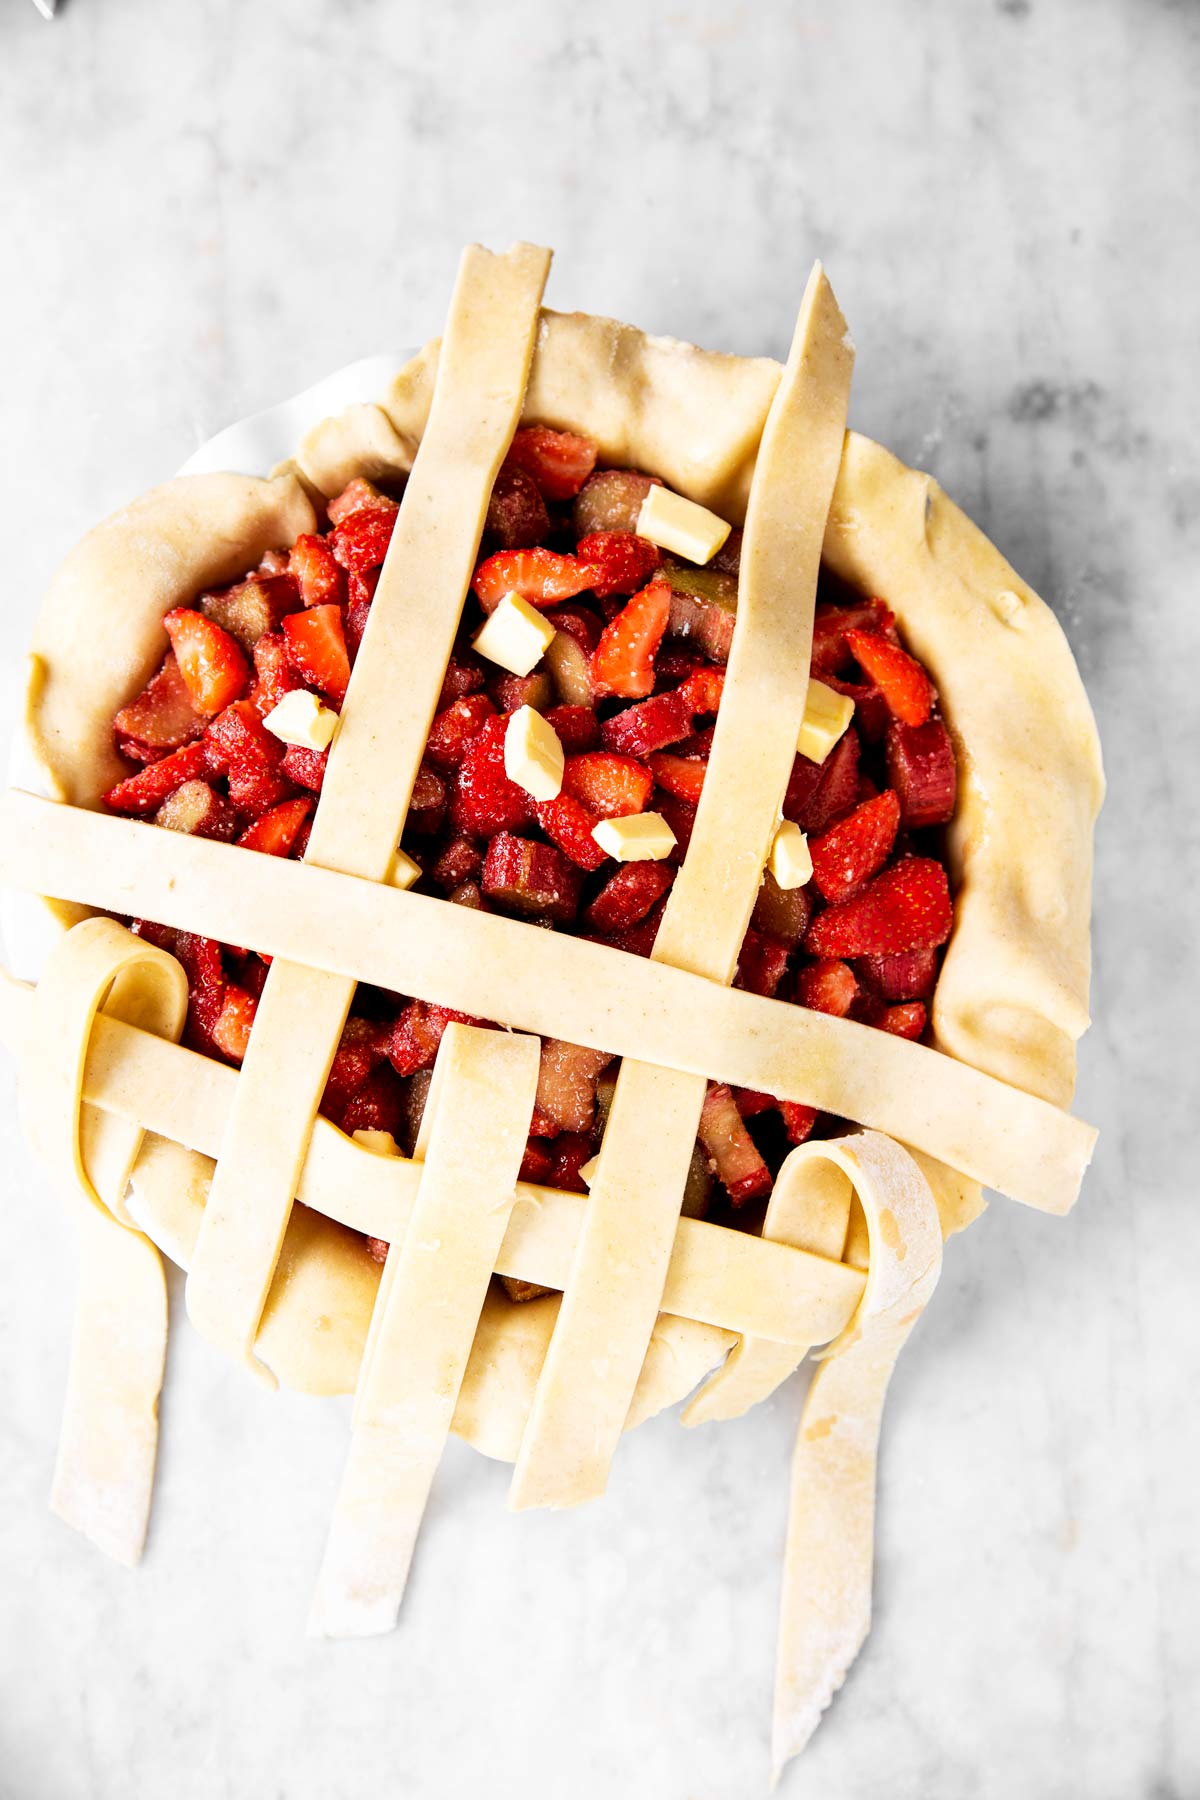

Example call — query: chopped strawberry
[572,468,657,536]
[128,919,177,953]
[654,792,697,861]
[334,1066,406,1138]
[450,714,536,838]
[583,861,674,933]
[329,501,398,575]
[388,1002,484,1078]
[544,704,599,753]
[449,879,484,910]
[600,687,693,757]
[780,1102,819,1145]
[425,694,496,770]
[161,610,249,716]
[878,1001,927,1040]
[562,751,653,819]
[575,530,661,598]
[784,728,861,834]
[250,630,301,716]
[211,985,257,1064]
[535,1040,614,1133]
[431,836,483,892]
[535,791,608,872]
[845,628,934,728]
[810,598,896,675]
[735,928,791,998]
[282,604,350,706]
[586,894,668,958]
[733,1088,776,1118]
[155,778,238,841]
[698,1083,772,1206]
[504,426,598,502]
[647,752,706,805]
[795,958,858,1016]
[546,1132,595,1191]
[655,645,706,685]
[203,700,293,816]
[473,548,600,615]
[487,671,554,714]
[174,932,226,1048]
[679,665,725,717]
[805,857,953,958]
[482,832,582,923]
[326,477,394,526]
[104,741,208,817]
[809,789,901,904]
[236,796,312,857]
[590,580,671,699]
[288,533,346,609]
[407,765,447,835]
[323,1015,392,1110]
[519,1139,555,1184]
[751,872,813,947]
[201,573,300,652]
[486,465,551,549]
[438,652,488,708]
[885,719,957,828]
[856,947,939,1002]
[344,570,379,660]
[281,742,328,793]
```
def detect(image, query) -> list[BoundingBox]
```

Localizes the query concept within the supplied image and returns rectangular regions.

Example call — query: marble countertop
[0,3,1197,1797]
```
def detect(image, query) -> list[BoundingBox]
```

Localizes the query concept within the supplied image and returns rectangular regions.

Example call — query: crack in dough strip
[769,1132,942,1785]
[0,793,1097,1214]
[16,920,188,1564]
[183,243,552,1380]
[509,264,855,1511]
[309,1025,539,1636]
[0,965,866,1351]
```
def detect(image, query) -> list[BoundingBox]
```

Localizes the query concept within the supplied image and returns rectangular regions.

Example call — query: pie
[0,243,1103,1778]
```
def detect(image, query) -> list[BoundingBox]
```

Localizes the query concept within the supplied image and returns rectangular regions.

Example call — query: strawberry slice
[104,741,208,816]
[535,791,608,872]
[450,714,536,838]
[281,743,328,793]
[562,751,653,819]
[250,629,301,716]
[473,548,600,615]
[600,687,693,758]
[885,719,957,828]
[583,861,674,933]
[535,1041,614,1133]
[735,929,791,998]
[545,1132,595,1192]
[734,1088,776,1118]
[329,501,398,575]
[575,530,661,599]
[288,533,346,608]
[810,598,896,675]
[780,1102,819,1146]
[155,779,238,841]
[504,426,598,501]
[388,1002,484,1078]
[648,752,706,805]
[809,789,901,903]
[856,947,939,1002]
[654,792,697,862]
[486,465,550,549]
[590,580,671,699]
[487,671,554,715]
[879,1001,927,1040]
[326,477,394,525]
[211,985,257,1064]
[544,704,599,753]
[845,628,934,728]
[203,700,293,817]
[236,796,313,857]
[162,610,250,716]
[174,932,226,1049]
[805,857,953,958]
[795,958,858,1016]
[425,694,496,770]
[282,604,351,706]
[698,1083,771,1206]
[323,1015,392,1110]
[679,665,724,717]
[334,1066,406,1138]
[519,1140,555,1184]
[481,832,582,923]
[585,894,669,958]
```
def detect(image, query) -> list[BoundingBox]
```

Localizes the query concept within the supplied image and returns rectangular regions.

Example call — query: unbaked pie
[0,243,1103,1779]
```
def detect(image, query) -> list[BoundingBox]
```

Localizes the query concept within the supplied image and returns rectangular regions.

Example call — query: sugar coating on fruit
[352,1128,400,1156]
[473,592,556,676]
[591,811,677,862]
[388,847,421,889]
[262,688,339,751]
[768,820,813,890]
[635,485,731,566]
[504,706,565,802]
[797,679,854,764]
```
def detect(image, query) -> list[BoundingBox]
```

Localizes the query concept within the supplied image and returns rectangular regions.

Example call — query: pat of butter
[352,1128,400,1157]
[797,679,854,764]
[504,705,564,801]
[768,821,813,890]
[578,1154,600,1188]
[262,688,339,751]
[473,591,556,676]
[592,811,677,862]
[388,847,421,889]
[636,485,731,566]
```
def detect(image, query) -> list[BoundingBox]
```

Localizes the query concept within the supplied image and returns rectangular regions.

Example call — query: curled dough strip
[769,1132,943,1785]
[15,919,188,1564]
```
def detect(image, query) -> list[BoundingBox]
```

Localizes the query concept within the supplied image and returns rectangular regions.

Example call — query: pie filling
[101,425,958,1285]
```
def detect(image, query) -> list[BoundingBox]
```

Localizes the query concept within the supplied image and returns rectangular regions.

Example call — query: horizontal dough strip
[0,790,1097,1213]
[0,968,864,1348]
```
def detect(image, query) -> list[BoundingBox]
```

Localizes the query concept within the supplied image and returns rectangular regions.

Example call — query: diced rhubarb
[112,652,201,761]
[562,751,653,819]
[544,625,595,707]
[546,1132,595,1191]
[155,778,238,841]
[655,792,697,862]
[481,832,582,923]
[698,1083,772,1206]
[504,426,598,501]
[734,1088,776,1118]
[250,629,301,715]
[647,751,706,805]
[856,947,939,1002]
[323,1015,392,1110]
[281,742,328,793]
[201,573,299,653]
[805,857,954,958]
[535,791,608,872]
[535,1040,614,1134]
[575,530,661,598]
[845,628,934,728]
[679,665,724,717]
[236,796,312,857]
[282,604,350,706]
[795,958,858,1017]
[473,548,600,615]
[488,670,555,714]
[780,1102,819,1145]
[431,836,483,892]
[735,928,791,998]
[544,704,599,753]
[664,566,738,664]
[326,477,394,525]
[885,719,957,829]
[449,714,536,838]
[590,580,671,699]
[438,652,487,708]
[329,498,399,574]
[486,465,551,549]
[599,687,693,757]
[211,985,257,1063]
[583,861,674,933]
[784,728,861,833]
[425,694,497,770]
[288,534,346,609]
[335,1066,406,1138]
[407,765,447,835]
[449,880,485,910]
[388,1002,484,1077]
[751,871,813,947]
[162,609,250,715]
[572,468,657,536]
[586,894,669,958]
[878,1001,927,1040]
[519,1139,555,1184]
[808,789,901,904]
[821,673,890,743]
[104,741,208,817]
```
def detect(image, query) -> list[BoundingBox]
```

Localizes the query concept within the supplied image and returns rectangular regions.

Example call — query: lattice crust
[1,242,1104,1777]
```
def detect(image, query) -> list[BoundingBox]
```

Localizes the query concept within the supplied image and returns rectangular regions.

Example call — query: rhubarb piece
[326,477,394,525]
[288,533,346,609]
[575,530,661,598]
[544,628,594,706]
[535,1040,614,1134]
[752,871,813,947]
[335,1067,406,1138]
[155,778,238,841]
[128,919,177,953]
[236,796,312,857]
[200,573,299,654]
[821,673,890,744]
[407,765,447,835]
[735,928,791,998]
[655,793,697,862]
[323,1015,392,1111]
[329,498,399,574]
[438,652,487,707]
[544,704,599,753]
[698,1083,771,1206]
[599,687,692,757]
[488,670,555,714]
[160,609,250,717]
[583,861,674,933]
[546,1132,596,1191]
[425,694,497,770]
[805,857,954,958]
[885,718,957,829]
[481,832,582,923]
[211,985,257,1064]
[845,628,934,728]
[573,468,657,536]
[103,741,208,817]
[810,598,896,675]
[647,751,706,805]
[282,603,350,706]
[504,425,598,501]
[281,742,328,794]
[250,630,301,716]
[785,728,861,834]
[795,958,858,1017]
[534,791,608,873]
[734,1088,776,1118]
[856,947,939,1002]
[485,465,551,549]
[780,1102,819,1146]
[664,568,737,664]
[429,836,482,893]
[473,548,600,615]
[518,1140,555,1184]
[388,1002,484,1078]
[450,714,537,838]
[878,1001,928,1040]
[562,751,653,819]
[344,571,378,660]
[174,932,226,1048]
[681,1141,715,1219]
[809,789,901,903]
[591,579,672,699]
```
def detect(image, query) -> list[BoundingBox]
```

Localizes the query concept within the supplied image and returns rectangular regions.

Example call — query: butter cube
[578,1154,600,1188]
[592,811,677,862]
[388,847,421,889]
[768,821,813,890]
[262,688,339,751]
[636,484,731,566]
[504,705,564,801]
[473,591,556,676]
[797,679,855,764]
[352,1128,400,1157]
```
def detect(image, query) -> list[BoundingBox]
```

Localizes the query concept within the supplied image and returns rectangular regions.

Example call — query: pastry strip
[16,920,188,1564]
[184,242,551,1378]
[0,793,1098,1214]
[309,1025,539,1636]
[509,265,854,1509]
[769,1132,942,1783]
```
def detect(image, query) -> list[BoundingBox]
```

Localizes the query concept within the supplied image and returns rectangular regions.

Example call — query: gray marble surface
[0,2,1197,1797]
